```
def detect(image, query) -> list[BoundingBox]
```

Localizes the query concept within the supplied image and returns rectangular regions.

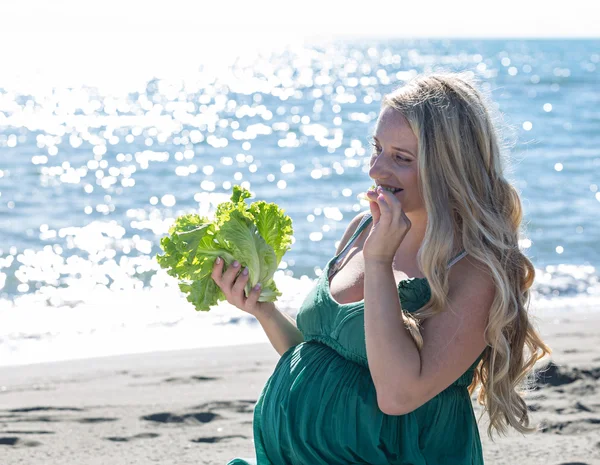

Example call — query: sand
[2,309,600,465]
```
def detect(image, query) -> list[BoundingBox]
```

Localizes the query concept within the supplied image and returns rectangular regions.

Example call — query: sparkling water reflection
[1,38,599,364]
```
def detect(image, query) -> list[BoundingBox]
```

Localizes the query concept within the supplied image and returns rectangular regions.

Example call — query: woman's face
[368,106,423,213]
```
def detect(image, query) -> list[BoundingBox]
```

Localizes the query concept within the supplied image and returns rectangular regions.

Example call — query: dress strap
[330,212,467,275]
[447,249,468,269]
[329,212,372,278]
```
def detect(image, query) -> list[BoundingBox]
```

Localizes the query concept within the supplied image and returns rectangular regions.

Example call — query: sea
[1,37,599,367]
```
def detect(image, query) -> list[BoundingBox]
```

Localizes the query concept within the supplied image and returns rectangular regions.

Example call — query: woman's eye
[368,142,379,158]
[369,142,384,155]
[369,142,408,162]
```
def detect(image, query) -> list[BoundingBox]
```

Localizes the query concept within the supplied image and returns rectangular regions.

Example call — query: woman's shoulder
[447,252,496,300]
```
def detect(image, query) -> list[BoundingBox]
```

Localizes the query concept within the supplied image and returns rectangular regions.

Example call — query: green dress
[227,213,485,465]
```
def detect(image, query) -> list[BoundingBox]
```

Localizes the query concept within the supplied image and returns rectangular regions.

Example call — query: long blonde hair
[382,71,552,441]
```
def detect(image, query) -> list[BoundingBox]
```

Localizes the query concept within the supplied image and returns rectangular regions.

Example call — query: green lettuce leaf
[155,185,293,311]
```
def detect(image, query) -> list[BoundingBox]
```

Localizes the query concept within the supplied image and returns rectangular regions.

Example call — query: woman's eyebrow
[372,136,415,157]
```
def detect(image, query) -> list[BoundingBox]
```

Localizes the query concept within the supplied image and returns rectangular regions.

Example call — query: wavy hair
[381,71,552,441]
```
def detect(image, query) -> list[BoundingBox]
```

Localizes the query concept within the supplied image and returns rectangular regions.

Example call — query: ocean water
[1,38,599,367]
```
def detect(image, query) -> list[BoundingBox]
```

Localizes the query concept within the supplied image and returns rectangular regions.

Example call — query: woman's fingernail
[233,260,240,267]
[242,267,249,276]
[254,283,261,290]
[215,257,221,264]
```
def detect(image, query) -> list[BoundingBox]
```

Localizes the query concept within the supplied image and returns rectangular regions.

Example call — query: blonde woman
[214,71,552,464]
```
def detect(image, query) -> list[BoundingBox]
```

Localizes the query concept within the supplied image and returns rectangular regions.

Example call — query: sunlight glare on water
[0,8,599,364]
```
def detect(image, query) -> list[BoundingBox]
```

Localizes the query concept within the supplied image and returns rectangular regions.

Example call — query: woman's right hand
[211,257,265,317]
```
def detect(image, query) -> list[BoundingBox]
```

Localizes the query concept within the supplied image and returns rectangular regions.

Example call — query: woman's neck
[392,211,462,275]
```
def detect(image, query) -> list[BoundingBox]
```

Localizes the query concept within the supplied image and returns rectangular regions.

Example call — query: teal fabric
[227,213,485,464]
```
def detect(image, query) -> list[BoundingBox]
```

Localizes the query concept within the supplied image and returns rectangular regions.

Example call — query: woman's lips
[364,188,404,201]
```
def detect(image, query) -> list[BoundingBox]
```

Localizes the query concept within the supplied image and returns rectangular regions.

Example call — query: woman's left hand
[363,186,411,264]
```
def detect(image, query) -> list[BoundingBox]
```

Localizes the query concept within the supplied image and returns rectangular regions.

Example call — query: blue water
[1,38,599,365]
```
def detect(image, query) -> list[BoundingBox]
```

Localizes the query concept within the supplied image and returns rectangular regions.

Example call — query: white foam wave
[0,264,598,367]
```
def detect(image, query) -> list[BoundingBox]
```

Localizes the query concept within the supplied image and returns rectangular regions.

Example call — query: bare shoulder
[448,252,496,301]
[334,210,371,255]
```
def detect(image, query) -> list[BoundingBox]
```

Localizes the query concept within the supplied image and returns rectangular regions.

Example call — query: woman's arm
[255,211,371,357]
[364,257,492,416]
[255,302,304,357]
[364,260,421,414]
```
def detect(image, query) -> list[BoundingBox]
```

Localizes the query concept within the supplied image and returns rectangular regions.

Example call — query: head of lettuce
[155,185,293,312]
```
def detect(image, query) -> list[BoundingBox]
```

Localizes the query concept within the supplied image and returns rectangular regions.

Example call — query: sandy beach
[2,308,600,465]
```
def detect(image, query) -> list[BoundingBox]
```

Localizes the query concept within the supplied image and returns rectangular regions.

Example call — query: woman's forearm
[363,259,421,410]
[255,302,305,357]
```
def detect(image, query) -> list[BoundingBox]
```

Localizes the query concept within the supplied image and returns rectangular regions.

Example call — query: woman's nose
[368,152,392,179]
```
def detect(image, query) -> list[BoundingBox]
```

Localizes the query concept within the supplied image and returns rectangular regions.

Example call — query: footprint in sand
[9,407,84,413]
[191,435,248,443]
[191,400,256,415]
[535,361,584,387]
[1,406,86,424]
[1,407,119,425]
[142,412,220,425]
[556,462,590,465]
[527,403,542,412]
[0,437,42,448]
[539,418,600,435]
[554,401,594,414]
[163,375,220,383]
[535,362,600,398]
[76,417,119,424]
[105,433,160,442]
[2,430,54,435]
[141,400,256,426]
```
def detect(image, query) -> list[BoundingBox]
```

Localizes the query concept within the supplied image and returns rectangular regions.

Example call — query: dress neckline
[322,212,467,308]
[322,255,429,308]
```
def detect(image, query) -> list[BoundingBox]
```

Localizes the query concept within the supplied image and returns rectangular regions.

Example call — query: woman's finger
[211,256,224,285]
[232,266,250,301]
[375,190,392,219]
[366,190,381,223]
[368,196,380,223]
[400,210,412,232]
[211,257,262,315]
[223,259,242,288]
[244,282,262,309]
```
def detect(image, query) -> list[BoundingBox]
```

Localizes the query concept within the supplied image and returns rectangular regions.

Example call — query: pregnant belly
[264,341,379,420]
[256,341,419,464]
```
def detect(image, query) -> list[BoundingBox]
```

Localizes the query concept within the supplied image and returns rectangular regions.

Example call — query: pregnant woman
[212,72,552,464]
